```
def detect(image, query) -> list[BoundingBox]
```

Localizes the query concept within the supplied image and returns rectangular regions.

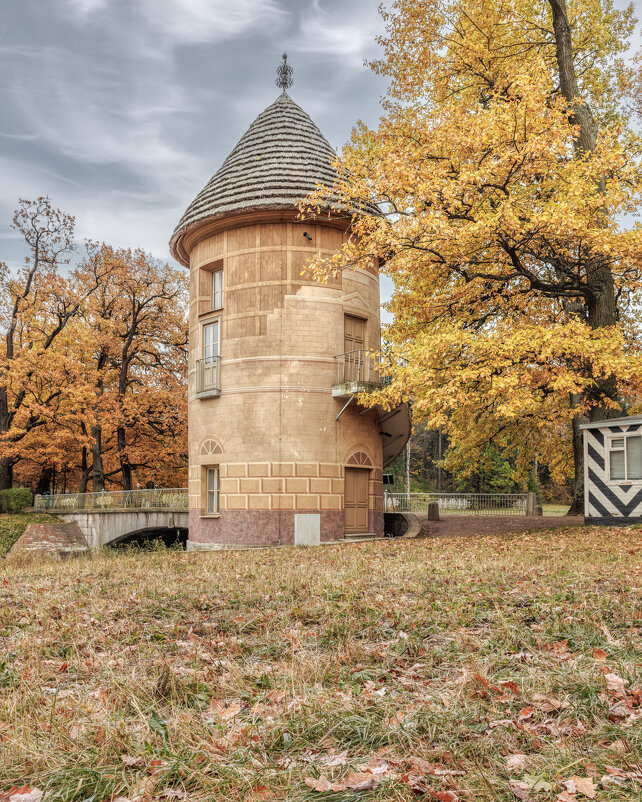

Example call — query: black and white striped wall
[582,415,642,525]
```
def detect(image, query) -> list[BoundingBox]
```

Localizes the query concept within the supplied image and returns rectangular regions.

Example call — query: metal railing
[196,356,220,394]
[34,488,188,512]
[385,491,530,516]
[335,350,386,385]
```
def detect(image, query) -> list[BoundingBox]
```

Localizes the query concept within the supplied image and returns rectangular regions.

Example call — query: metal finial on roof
[275,52,293,92]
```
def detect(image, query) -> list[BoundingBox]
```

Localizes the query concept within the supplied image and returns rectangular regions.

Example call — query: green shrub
[0,488,33,513]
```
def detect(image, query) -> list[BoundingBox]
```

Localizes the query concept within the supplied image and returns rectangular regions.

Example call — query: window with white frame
[204,466,219,514]
[212,269,224,310]
[202,319,220,361]
[609,434,642,481]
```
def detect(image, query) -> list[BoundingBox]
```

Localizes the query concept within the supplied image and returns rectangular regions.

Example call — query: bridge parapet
[35,488,188,513]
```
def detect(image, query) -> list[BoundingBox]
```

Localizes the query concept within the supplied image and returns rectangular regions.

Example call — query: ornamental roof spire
[275,52,293,93]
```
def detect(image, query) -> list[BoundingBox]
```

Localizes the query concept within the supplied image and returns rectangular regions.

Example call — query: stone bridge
[34,489,189,550]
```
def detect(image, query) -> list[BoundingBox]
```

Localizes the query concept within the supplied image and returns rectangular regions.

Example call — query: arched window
[346,451,372,467]
[200,438,223,456]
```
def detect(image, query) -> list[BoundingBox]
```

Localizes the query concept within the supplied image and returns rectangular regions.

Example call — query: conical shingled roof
[171,92,350,257]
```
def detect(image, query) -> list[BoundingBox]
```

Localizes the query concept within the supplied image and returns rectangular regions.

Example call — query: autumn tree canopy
[0,199,188,493]
[307,0,642,512]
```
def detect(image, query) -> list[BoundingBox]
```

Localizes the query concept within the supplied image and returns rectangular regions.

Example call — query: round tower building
[170,67,409,548]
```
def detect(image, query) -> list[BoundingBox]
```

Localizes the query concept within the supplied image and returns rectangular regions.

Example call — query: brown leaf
[0,789,43,802]
[532,694,567,712]
[305,776,333,793]
[604,765,627,777]
[304,771,382,793]
[408,758,465,777]
[207,700,242,720]
[121,755,145,768]
[563,776,596,798]
[427,791,459,802]
[409,757,434,776]
[592,648,607,660]
[517,706,534,720]
[245,787,276,802]
[509,779,530,800]
[501,680,520,695]
[605,673,627,697]
[607,739,627,754]
[343,772,381,790]
[505,754,527,773]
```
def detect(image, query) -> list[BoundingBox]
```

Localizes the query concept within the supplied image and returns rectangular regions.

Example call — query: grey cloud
[0,0,388,299]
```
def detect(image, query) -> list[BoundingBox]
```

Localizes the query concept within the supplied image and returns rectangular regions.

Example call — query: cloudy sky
[0,0,388,274]
[1,0,639,285]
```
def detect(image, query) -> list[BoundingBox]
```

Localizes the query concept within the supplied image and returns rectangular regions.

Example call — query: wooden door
[344,315,365,353]
[344,316,365,382]
[345,468,369,533]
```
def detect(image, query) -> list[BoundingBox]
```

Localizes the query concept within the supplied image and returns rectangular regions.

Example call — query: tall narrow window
[206,466,219,514]
[198,319,220,394]
[627,436,642,479]
[212,269,224,310]
[610,438,625,480]
[203,320,219,361]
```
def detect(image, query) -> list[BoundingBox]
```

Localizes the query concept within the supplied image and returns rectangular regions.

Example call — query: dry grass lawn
[0,527,641,801]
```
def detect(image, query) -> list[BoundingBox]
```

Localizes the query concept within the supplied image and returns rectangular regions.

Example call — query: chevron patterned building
[581,415,642,524]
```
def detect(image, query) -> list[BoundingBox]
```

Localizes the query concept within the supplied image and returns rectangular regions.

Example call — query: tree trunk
[91,424,105,492]
[79,446,90,493]
[117,425,133,490]
[0,384,13,490]
[36,466,54,496]
[549,0,620,513]
[568,411,586,515]
[0,456,14,491]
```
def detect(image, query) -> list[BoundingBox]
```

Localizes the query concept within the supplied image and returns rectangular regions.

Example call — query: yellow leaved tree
[306,0,642,512]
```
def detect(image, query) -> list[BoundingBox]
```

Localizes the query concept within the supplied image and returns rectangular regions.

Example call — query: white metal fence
[385,491,531,516]
[35,488,188,512]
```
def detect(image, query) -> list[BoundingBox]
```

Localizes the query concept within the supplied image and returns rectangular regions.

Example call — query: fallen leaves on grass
[561,776,596,798]
[1,527,641,801]
[0,790,42,802]
[305,772,381,792]
[505,754,527,773]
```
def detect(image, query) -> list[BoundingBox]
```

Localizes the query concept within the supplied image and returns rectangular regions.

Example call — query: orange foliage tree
[306,0,642,511]
[1,199,188,494]
[73,245,188,492]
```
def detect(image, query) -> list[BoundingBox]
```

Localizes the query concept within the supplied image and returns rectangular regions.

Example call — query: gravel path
[416,514,585,538]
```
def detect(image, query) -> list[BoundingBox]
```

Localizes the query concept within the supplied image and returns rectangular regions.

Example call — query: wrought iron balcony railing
[334,350,386,387]
[196,356,220,395]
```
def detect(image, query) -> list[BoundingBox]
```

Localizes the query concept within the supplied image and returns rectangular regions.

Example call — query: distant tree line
[387,421,571,503]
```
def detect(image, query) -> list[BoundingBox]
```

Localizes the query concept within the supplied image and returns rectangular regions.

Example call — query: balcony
[332,350,387,398]
[195,356,221,398]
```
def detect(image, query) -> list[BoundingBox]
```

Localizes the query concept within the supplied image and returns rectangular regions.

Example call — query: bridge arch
[53,509,189,550]
[108,525,188,549]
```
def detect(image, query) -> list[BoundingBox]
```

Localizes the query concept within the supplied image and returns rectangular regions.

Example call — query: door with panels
[343,315,366,383]
[344,467,369,533]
